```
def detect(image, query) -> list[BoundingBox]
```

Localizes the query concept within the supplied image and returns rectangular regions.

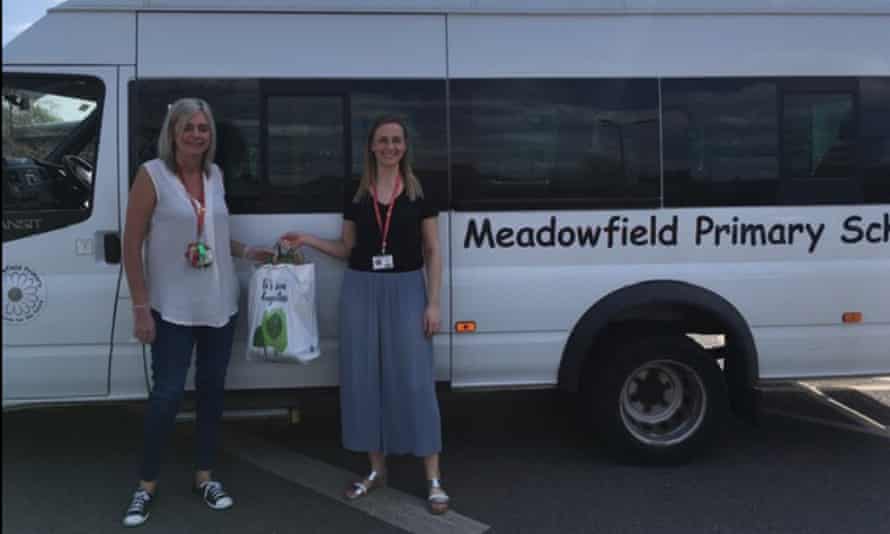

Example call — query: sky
[3,0,65,47]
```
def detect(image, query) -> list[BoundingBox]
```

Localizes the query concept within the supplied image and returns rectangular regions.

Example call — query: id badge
[371,254,394,271]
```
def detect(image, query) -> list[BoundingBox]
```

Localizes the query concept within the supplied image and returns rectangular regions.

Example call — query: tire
[591,334,728,464]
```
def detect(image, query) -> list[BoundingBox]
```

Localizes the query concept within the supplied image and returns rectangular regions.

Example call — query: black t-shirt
[343,183,439,273]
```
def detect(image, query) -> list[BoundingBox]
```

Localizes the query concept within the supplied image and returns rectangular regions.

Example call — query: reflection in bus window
[450,79,660,209]
[132,78,447,213]
[2,75,103,212]
[663,79,779,207]
[783,93,854,179]
[267,96,344,189]
[859,77,890,203]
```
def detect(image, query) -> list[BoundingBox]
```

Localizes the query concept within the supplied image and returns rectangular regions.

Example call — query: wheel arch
[558,280,759,398]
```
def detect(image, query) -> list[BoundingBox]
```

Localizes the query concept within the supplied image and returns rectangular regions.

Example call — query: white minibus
[3,0,888,463]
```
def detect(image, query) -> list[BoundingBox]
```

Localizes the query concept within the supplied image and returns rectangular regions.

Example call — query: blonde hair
[157,97,217,176]
[353,115,424,203]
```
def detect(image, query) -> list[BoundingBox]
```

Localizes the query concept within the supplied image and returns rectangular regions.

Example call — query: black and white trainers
[122,488,153,527]
[194,480,233,510]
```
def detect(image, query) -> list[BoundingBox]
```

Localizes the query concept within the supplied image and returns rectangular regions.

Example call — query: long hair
[157,97,217,177]
[353,115,423,203]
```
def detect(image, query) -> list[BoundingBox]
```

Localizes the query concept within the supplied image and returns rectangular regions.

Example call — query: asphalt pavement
[3,379,889,534]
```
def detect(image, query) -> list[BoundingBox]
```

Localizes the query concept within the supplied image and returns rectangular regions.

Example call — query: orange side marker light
[455,321,476,333]
[842,312,862,324]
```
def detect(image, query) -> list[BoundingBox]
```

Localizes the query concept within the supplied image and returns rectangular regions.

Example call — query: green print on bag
[252,308,288,353]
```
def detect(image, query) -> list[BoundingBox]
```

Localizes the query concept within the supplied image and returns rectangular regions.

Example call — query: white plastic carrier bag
[246,259,320,364]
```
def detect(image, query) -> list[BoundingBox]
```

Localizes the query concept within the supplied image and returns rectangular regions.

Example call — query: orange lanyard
[369,175,401,254]
[186,184,206,239]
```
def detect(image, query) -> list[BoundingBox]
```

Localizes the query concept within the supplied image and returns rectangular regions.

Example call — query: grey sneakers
[194,480,233,510]
[122,479,232,527]
[122,488,153,527]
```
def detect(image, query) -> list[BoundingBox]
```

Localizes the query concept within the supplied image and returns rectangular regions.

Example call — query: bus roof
[51,0,890,15]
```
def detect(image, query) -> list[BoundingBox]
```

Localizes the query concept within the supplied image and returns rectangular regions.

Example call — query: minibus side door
[2,66,120,401]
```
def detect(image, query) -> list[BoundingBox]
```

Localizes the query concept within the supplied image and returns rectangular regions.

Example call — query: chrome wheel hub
[619,359,707,447]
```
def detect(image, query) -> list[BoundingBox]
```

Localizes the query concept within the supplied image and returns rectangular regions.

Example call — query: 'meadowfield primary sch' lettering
[464,213,890,253]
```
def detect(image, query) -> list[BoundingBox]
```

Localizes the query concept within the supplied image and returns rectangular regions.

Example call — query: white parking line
[224,432,490,534]
[767,382,890,440]
[798,382,888,431]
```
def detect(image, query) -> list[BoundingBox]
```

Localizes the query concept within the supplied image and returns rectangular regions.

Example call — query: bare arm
[281,220,355,261]
[421,216,442,336]
[123,167,155,308]
[122,166,157,343]
[230,240,274,262]
[230,240,249,259]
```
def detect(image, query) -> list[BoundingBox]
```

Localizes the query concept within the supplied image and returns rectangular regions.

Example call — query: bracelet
[132,303,150,310]
[243,246,253,259]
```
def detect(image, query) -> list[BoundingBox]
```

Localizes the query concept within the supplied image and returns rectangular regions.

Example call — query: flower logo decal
[3,265,47,324]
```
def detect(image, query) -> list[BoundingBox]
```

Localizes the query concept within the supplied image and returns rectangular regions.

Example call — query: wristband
[133,303,150,310]
[243,245,253,260]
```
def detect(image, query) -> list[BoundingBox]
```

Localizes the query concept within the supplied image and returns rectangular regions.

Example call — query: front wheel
[591,335,728,464]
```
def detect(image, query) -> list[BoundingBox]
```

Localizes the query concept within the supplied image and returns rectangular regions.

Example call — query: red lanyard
[369,174,401,254]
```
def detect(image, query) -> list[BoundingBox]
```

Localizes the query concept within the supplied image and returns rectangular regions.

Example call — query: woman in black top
[281,116,448,514]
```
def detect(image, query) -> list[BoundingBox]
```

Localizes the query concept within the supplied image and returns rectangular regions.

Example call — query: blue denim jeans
[139,311,237,482]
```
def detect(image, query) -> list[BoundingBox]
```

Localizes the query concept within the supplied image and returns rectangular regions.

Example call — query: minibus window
[859,77,890,203]
[776,90,863,204]
[662,78,779,207]
[783,93,854,180]
[266,96,345,192]
[663,76,884,207]
[450,78,660,210]
[2,75,103,216]
[131,78,446,214]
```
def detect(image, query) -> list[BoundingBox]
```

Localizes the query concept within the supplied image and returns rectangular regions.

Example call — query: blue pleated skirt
[338,268,442,456]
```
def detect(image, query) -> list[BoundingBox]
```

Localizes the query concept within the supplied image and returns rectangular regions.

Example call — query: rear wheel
[591,335,727,464]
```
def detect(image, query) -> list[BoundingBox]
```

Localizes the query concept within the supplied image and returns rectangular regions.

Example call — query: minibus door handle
[103,232,121,264]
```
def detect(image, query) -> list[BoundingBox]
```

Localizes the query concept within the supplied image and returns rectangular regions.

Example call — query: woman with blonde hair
[121,98,271,527]
[281,115,449,514]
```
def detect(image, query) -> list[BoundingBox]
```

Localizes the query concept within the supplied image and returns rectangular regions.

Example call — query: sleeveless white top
[143,159,239,327]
